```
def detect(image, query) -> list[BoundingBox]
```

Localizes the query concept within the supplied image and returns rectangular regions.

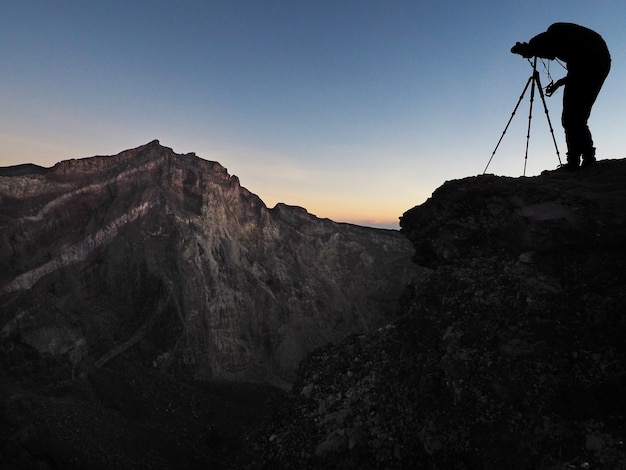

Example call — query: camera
[511,42,532,58]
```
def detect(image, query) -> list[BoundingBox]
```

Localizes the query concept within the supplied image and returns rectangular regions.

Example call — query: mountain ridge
[1,140,420,388]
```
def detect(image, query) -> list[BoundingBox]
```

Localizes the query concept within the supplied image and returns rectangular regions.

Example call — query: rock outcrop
[0,140,419,386]
[241,161,626,469]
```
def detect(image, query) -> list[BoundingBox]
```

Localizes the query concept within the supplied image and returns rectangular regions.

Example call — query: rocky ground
[0,354,286,469]
[236,160,626,469]
[239,267,625,469]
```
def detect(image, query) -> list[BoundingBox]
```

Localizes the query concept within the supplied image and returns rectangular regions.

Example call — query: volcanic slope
[0,140,419,469]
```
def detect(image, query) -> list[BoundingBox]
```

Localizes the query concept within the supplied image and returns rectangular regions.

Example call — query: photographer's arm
[545,77,566,96]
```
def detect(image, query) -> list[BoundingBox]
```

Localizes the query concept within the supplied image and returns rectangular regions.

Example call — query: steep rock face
[242,161,626,469]
[0,140,419,385]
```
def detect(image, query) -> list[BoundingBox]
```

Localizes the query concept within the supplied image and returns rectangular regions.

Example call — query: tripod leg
[483,75,534,174]
[523,72,538,176]
[534,73,563,166]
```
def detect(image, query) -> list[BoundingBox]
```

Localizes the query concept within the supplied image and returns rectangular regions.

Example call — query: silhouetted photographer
[512,23,611,170]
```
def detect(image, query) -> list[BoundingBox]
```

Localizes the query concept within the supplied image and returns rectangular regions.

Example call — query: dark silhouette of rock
[240,159,626,469]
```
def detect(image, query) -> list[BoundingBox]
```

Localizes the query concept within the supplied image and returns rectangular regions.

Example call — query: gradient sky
[2,1,625,228]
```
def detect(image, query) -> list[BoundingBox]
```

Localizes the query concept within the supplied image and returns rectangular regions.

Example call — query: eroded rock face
[0,140,419,385]
[241,161,626,469]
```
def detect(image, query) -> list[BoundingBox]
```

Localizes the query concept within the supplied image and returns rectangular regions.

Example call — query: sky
[2,1,625,229]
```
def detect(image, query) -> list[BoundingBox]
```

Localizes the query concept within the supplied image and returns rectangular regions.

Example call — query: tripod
[484,57,562,175]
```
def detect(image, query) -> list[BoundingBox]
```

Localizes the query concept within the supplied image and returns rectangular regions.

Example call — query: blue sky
[2,1,625,228]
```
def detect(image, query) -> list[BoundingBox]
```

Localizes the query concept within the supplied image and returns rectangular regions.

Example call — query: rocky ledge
[240,160,626,469]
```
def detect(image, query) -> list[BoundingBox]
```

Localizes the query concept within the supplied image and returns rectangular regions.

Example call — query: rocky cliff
[0,140,421,469]
[241,161,626,469]
[0,140,418,387]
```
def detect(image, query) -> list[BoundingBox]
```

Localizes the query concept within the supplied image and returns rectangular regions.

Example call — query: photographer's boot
[582,147,597,168]
[565,153,581,170]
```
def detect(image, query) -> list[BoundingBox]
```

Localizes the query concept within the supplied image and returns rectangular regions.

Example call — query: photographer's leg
[562,78,593,169]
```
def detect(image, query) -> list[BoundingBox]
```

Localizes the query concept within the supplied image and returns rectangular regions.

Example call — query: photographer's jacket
[527,23,610,74]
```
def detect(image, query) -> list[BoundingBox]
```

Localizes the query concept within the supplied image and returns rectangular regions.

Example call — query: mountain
[5,141,624,469]
[0,140,419,469]
[0,140,419,386]
[241,161,626,469]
